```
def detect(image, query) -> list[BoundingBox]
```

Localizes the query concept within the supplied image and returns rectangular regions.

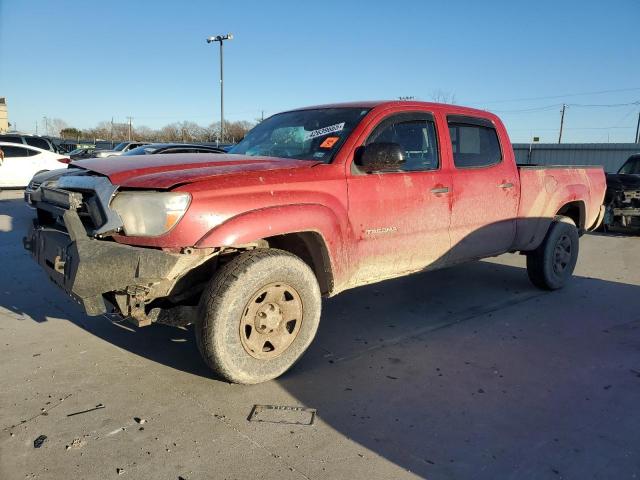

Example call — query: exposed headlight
[110,191,191,237]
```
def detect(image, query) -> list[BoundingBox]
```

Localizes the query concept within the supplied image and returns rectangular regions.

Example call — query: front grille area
[32,173,123,237]
[28,180,42,191]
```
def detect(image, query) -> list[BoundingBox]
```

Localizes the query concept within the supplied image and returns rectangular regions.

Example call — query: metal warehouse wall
[512,143,640,173]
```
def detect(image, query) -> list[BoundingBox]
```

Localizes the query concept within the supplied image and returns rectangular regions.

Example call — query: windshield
[114,142,129,151]
[123,146,158,156]
[229,107,370,162]
[68,148,84,155]
[619,157,640,174]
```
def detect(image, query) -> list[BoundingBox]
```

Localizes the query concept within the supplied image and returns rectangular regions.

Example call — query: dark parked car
[604,154,640,230]
[68,147,96,160]
[121,143,226,156]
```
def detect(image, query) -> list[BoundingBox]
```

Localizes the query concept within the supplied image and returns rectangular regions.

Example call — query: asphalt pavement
[1,189,639,480]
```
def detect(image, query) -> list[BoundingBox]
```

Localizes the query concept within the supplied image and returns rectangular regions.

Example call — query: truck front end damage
[604,177,640,230]
[23,173,216,326]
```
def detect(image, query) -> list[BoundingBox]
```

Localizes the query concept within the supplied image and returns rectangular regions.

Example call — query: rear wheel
[526,216,579,290]
[195,249,321,384]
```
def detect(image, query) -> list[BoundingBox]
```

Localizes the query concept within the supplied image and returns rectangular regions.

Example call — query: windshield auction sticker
[306,122,345,140]
[320,136,340,148]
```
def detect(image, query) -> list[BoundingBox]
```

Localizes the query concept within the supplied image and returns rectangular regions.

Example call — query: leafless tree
[430,89,457,104]
[48,118,69,137]
[69,118,256,144]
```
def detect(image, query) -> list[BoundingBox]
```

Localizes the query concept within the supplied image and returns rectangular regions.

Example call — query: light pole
[206,33,233,143]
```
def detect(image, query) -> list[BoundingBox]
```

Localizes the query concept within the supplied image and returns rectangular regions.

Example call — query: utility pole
[110,117,114,147]
[206,33,233,143]
[127,116,133,141]
[635,111,640,143]
[558,104,566,144]
[35,121,38,135]
[43,116,49,136]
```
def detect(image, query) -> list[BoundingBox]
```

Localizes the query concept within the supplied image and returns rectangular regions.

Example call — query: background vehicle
[68,147,96,160]
[0,134,57,152]
[202,142,235,152]
[93,141,150,158]
[603,154,640,230]
[122,143,226,156]
[24,168,69,204]
[0,141,69,188]
[24,101,606,384]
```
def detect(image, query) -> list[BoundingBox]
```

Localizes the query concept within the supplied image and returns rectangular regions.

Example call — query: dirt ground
[1,188,639,480]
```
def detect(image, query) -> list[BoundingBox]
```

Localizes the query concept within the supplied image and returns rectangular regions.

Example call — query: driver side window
[365,116,439,172]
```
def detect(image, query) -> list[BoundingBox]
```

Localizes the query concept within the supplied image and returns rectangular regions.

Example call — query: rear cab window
[447,115,502,168]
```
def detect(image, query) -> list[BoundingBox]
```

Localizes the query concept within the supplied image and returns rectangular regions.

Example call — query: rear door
[0,145,35,187]
[446,115,519,263]
[347,111,452,284]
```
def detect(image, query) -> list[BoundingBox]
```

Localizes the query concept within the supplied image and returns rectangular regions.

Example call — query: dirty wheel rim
[239,282,303,360]
[553,233,572,275]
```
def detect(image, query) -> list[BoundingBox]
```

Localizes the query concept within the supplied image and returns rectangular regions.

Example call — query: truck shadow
[3,193,640,477]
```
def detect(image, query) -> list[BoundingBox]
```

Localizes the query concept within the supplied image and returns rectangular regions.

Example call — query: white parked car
[93,141,150,158]
[0,142,70,188]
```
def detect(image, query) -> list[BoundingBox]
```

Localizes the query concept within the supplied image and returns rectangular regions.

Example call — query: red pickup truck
[25,101,606,384]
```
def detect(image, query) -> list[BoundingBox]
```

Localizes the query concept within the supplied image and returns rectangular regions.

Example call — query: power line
[470,87,640,105]
[568,100,640,108]
[494,99,640,114]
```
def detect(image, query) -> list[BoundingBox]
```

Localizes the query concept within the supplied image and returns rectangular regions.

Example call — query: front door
[346,112,452,285]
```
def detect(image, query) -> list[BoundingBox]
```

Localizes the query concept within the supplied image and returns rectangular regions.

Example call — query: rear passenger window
[448,121,501,168]
[2,146,30,158]
[0,136,23,144]
[25,138,51,150]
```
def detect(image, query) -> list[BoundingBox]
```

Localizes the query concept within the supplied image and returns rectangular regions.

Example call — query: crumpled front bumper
[23,208,204,319]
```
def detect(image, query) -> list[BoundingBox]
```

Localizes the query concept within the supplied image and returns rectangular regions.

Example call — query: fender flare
[195,203,348,282]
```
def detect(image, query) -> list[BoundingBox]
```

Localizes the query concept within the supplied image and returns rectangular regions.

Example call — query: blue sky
[1,0,638,143]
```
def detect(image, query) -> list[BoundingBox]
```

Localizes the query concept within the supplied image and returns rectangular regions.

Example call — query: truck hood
[72,153,321,188]
[606,173,640,191]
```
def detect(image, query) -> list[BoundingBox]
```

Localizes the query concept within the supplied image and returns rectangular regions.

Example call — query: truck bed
[513,165,606,251]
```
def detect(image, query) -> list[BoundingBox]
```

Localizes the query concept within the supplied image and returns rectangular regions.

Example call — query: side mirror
[355,143,405,172]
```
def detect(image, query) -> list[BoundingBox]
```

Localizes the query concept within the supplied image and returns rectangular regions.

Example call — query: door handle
[498,182,514,189]
[430,186,450,194]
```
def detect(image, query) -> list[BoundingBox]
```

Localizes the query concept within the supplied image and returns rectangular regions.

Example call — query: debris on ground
[33,435,47,448]
[248,405,316,426]
[65,437,85,450]
[67,403,105,417]
[134,417,146,424]
[117,467,125,475]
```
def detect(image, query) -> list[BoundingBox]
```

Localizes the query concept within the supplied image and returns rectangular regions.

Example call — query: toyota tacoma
[24,101,606,384]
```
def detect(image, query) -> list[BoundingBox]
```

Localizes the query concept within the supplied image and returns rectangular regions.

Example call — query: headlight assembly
[110,191,191,237]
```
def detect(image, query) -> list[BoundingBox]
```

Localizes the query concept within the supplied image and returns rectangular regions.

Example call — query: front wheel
[195,249,321,384]
[526,216,579,290]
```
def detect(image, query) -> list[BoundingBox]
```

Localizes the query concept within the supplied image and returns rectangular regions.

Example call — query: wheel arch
[196,204,345,295]
[556,200,586,232]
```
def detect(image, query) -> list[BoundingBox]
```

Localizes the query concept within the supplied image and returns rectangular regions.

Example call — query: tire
[526,216,579,290]
[195,249,321,384]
